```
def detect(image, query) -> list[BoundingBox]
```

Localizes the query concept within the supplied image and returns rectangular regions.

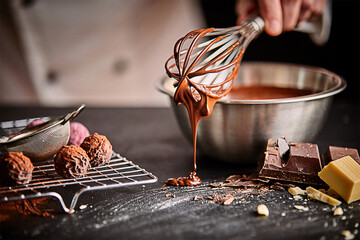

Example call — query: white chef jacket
[0,0,205,106]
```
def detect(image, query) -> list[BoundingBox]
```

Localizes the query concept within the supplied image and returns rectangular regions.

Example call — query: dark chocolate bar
[258,139,324,185]
[322,146,360,166]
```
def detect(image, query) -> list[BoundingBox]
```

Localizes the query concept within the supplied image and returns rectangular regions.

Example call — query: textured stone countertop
[0,99,359,240]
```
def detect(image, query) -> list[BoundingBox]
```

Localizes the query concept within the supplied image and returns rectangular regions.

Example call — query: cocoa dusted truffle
[54,145,90,178]
[80,133,112,167]
[0,152,34,185]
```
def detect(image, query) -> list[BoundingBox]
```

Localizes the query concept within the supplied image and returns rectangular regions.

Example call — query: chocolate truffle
[80,133,112,167]
[0,152,34,185]
[68,122,90,146]
[54,145,90,179]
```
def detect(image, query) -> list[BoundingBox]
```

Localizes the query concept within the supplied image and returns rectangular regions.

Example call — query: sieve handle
[62,104,86,125]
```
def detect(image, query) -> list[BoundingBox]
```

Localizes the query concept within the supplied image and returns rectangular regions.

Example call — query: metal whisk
[165,17,265,100]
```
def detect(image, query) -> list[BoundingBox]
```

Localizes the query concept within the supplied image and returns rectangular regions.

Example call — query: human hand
[235,0,328,36]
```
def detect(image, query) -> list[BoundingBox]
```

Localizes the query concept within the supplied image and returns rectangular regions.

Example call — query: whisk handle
[251,16,265,36]
[249,0,331,45]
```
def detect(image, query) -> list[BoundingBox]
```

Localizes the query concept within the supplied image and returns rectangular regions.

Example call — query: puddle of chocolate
[165,172,202,187]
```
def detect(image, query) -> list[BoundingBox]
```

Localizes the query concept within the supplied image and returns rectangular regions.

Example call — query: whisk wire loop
[165,17,264,98]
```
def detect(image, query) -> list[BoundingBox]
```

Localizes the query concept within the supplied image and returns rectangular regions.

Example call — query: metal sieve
[0,105,85,162]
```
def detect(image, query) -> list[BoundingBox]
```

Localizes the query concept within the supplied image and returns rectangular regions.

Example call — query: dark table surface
[0,98,359,240]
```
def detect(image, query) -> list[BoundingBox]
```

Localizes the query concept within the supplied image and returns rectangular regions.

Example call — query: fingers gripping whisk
[165,17,264,101]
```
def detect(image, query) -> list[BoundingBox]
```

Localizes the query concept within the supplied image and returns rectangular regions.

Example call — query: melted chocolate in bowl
[224,85,317,100]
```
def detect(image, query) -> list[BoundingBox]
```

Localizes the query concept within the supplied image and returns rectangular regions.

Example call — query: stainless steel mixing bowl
[158,62,346,164]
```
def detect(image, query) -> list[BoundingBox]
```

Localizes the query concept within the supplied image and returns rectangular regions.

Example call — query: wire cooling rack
[0,118,158,213]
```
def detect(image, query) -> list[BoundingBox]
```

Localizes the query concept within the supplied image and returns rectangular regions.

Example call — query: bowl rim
[157,61,347,105]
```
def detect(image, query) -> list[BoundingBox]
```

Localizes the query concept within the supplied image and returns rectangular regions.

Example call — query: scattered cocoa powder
[0,197,55,218]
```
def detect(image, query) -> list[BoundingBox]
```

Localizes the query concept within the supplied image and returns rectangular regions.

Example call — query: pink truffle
[26,119,46,128]
[68,122,90,146]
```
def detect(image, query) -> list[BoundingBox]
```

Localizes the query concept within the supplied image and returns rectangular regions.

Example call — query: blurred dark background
[201,0,360,103]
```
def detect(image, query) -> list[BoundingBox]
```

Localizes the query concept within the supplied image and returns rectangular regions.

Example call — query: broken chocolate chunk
[287,142,322,173]
[222,174,268,188]
[322,146,360,166]
[258,139,324,185]
[277,137,289,160]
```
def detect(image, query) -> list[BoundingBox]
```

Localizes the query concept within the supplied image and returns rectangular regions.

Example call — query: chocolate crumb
[206,195,214,201]
[208,183,222,188]
[221,195,234,205]
[207,193,235,205]
[193,196,203,201]
[269,184,285,191]
[165,193,175,198]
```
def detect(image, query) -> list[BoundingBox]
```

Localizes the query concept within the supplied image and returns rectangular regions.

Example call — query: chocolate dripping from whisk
[164,20,260,187]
